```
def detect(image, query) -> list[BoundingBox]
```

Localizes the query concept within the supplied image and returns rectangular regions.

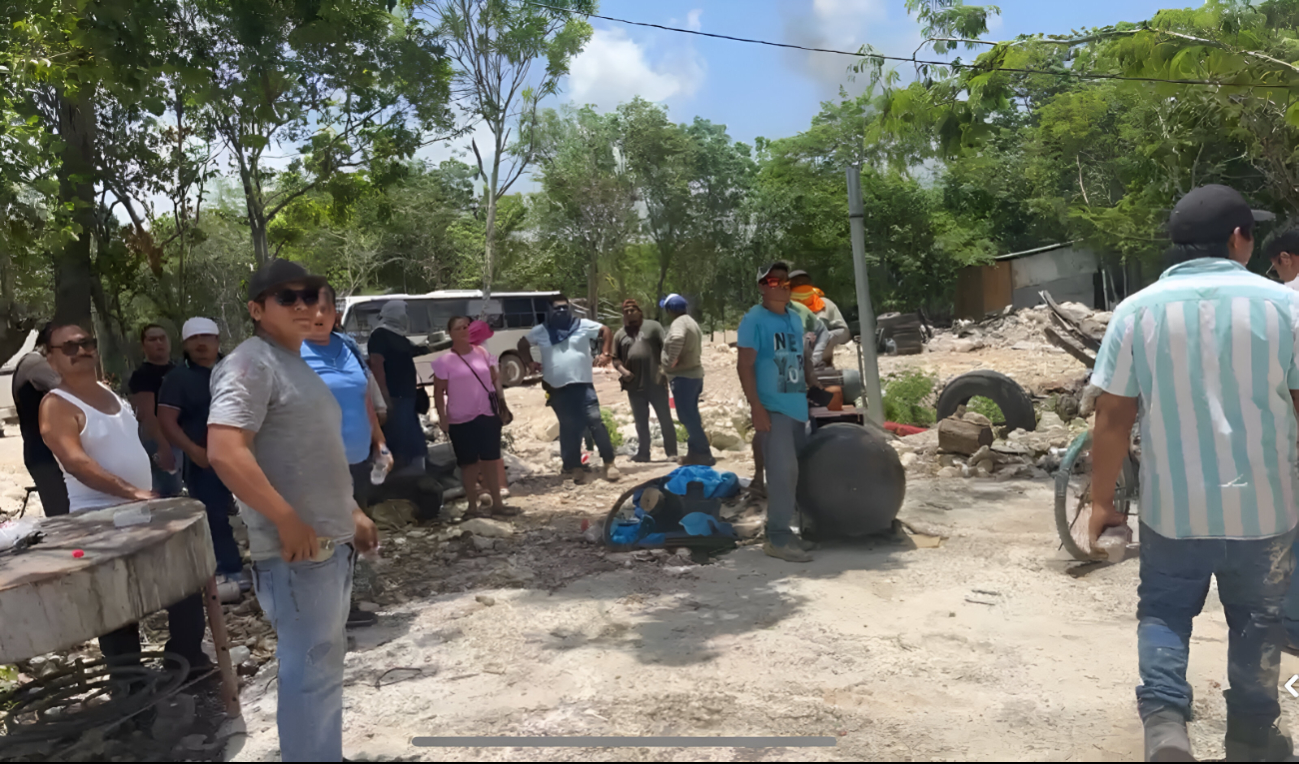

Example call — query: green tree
[533,105,637,311]
[192,0,454,265]
[426,0,594,300]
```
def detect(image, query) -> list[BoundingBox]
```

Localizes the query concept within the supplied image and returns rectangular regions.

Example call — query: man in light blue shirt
[518,294,620,483]
[738,262,821,563]
[1090,184,1296,762]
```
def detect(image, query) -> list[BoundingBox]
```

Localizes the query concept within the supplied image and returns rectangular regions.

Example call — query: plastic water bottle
[371,444,393,485]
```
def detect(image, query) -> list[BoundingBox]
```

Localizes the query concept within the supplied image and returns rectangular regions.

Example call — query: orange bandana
[791,285,825,313]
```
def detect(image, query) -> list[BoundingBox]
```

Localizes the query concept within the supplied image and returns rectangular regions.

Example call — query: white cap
[181,317,220,340]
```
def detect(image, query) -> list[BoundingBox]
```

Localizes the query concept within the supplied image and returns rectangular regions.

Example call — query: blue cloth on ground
[680,512,736,538]
[664,466,740,498]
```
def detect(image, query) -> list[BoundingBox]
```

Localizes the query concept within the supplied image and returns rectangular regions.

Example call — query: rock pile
[892,410,1087,480]
[927,302,1112,354]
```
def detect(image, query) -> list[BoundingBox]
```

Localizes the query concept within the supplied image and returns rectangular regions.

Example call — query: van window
[501,297,542,328]
[425,299,471,333]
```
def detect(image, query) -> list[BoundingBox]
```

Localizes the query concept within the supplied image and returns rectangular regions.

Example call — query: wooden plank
[1044,325,1097,369]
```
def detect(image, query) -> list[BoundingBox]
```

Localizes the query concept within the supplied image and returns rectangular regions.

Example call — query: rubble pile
[927,302,1113,354]
[892,409,1088,480]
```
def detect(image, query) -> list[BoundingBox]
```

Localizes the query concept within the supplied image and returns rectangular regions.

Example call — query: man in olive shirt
[612,299,677,463]
[661,294,713,466]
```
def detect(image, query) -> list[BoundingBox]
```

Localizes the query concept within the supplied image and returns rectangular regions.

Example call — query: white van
[339,290,563,387]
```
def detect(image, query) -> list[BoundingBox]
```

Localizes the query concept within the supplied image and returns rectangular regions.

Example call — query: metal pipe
[846,166,885,425]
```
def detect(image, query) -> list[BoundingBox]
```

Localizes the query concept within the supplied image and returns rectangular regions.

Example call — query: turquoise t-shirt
[737,305,808,422]
[301,334,371,464]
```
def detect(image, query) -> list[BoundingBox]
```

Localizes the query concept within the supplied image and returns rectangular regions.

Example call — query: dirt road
[6,340,1297,762]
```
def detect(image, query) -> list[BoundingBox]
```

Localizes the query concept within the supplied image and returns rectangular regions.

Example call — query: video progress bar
[411,736,838,748]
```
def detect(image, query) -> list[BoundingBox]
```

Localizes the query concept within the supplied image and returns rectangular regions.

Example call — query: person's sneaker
[792,536,819,552]
[603,462,622,482]
[490,505,522,517]
[571,468,590,485]
[1144,709,1193,761]
[1225,716,1292,762]
[236,567,253,593]
[763,540,813,563]
[630,453,651,463]
[347,607,378,629]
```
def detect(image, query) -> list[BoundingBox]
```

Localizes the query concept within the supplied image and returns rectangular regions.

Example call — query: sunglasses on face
[759,277,792,288]
[56,338,98,357]
[270,288,321,307]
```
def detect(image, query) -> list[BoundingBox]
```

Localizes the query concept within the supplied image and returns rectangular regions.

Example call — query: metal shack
[953,242,1099,319]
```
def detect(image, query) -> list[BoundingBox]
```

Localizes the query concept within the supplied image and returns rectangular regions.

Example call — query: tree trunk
[587,249,598,323]
[481,139,503,305]
[53,88,98,328]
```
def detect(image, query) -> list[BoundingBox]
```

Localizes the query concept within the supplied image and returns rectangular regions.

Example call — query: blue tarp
[663,466,741,499]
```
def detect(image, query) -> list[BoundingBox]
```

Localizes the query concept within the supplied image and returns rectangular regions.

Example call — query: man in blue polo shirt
[1090,185,1297,762]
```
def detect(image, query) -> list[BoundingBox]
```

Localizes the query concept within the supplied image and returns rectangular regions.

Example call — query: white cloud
[686,9,703,32]
[566,28,705,110]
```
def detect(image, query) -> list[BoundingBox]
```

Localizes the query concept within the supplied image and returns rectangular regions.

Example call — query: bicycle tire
[1054,430,1137,561]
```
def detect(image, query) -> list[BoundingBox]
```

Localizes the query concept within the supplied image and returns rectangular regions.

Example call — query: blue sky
[558,0,1180,145]
[426,0,1186,176]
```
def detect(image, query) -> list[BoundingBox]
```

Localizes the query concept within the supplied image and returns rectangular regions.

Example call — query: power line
[521,0,1295,90]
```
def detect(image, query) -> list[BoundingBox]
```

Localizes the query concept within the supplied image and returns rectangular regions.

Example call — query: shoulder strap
[454,348,494,396]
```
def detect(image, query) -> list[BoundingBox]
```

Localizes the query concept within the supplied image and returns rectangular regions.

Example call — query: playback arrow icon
[1286,675,1299,698]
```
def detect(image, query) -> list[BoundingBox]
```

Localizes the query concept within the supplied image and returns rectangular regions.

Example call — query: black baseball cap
[756,261,792,283]
[1266,226,1299,260]
[1167,184,1275,245]
[247,259,326,301]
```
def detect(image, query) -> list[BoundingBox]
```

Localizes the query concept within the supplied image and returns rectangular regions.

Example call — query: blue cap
[659,293,688,312]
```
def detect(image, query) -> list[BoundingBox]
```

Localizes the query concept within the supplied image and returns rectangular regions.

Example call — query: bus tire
[499,352,526,387]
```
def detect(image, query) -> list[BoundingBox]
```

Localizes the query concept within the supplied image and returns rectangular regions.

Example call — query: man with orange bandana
[788,270,849,369]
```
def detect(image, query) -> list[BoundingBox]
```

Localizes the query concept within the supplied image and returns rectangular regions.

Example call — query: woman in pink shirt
[432,317,516,517]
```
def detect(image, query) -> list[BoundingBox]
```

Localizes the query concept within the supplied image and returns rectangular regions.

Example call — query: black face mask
[548,306,571,326]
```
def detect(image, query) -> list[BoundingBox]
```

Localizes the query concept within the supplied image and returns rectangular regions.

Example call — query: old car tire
[935,370,1037,432]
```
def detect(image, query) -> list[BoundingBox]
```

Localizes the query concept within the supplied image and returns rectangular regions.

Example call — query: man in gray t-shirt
[208,335,356,559]
[207,258,376,763]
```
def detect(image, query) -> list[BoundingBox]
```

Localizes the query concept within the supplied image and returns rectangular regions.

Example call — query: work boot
[1143,709,1193,762]
[792,536,819,552]
[566,468,588,486]
[603,461,622,483]
[763,540,812,563]
[630,453,651,463]
[1225,715,1292,762]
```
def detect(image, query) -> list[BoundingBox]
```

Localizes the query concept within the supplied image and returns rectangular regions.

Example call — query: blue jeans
[670,377,710,457]
[185,464,242,576]
[145,439,183,497]
[627,383,676,459]
[252,544,354,762]
[1136,523,1295,724]
[1284,539,1299,644]
[551,383,613,471]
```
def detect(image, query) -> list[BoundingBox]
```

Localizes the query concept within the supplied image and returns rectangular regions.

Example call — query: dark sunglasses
[55,338,98,357]
[270,288,321,307]
[759,277,792,288]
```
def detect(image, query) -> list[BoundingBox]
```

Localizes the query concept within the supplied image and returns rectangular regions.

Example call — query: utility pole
[846,165,884,425]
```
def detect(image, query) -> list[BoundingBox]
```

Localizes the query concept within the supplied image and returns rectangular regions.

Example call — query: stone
[228,646,251,665]
[471,535,496,551]
[357,601,381,613]
[459,518,515,539]
[707,429,744,451]
[937,466,962,478]
[962,411,993,427]
[899,452,918,469]
[475,595,497,607]
[180,734,208,751]
[152,693,196,741]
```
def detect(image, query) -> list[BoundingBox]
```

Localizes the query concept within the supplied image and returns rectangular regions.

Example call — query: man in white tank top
[38,322,210,677]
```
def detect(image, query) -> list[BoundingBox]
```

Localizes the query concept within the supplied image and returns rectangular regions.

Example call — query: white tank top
[48,386,153,513]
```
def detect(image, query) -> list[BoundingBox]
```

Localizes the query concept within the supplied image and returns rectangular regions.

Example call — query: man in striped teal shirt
[1091,185,1297,763]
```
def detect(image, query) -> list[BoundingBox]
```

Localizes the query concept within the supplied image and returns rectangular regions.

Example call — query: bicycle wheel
[1053,430,1137,561]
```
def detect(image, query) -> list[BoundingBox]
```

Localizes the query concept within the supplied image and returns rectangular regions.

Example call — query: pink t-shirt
[431,347,499,425]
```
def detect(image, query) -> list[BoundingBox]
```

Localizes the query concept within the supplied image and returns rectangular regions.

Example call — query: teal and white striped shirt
[1091,258,1299,540]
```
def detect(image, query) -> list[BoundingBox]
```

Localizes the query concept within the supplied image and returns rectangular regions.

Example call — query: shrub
[967,396,1005,424]
[882,370,937,426]
[601,407,623,448]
